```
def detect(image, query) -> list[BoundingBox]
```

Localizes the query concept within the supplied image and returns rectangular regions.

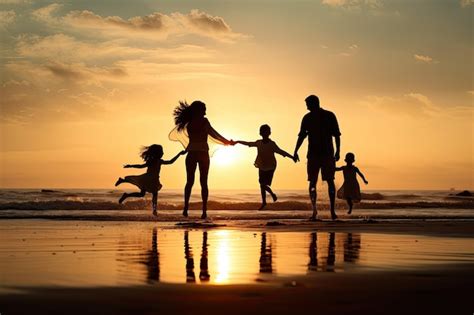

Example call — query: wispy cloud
[414,54,438,64]
[0,10,16,28]
[31,4,246,42]
[322,0,382,9]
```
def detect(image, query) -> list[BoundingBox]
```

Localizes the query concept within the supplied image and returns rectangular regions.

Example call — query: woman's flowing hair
[173,100,205,131]
[140,144,163,162]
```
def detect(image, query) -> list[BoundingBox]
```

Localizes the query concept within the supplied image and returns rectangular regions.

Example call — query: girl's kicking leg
[119,190,146,204]
[115,177,124,186]
[347,198,353,214]
[152,192,158,216]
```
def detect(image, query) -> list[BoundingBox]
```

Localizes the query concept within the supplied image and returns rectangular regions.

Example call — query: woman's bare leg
[199,154,210,219]
[152,192,158,216]
[184,154,198,217]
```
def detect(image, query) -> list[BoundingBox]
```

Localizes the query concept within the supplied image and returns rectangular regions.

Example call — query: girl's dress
[337,165,361,202]
[124,158,163,193]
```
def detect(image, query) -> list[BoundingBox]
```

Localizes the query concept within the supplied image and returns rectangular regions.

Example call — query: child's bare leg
[119,190,145,204]
[259,185,267,210]
[152,192,158,216]
[347,198,353,214]
[115,177,124,187]
[263,185,277,202]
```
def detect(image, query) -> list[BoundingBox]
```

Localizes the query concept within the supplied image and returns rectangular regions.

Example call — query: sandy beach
[1,217,473,315]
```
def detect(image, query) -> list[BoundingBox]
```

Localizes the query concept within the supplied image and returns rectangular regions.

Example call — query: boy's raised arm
[162,150,187,165]
[236,140,257,147]
[274,143,293,159]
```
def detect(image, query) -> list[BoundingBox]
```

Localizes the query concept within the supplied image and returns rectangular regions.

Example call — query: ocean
[0,188,472,220]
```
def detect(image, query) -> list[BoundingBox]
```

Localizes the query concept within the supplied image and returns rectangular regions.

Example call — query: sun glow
[212,146,239,166]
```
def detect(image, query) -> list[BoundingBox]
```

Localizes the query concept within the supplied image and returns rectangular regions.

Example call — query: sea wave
[0,200,472,211]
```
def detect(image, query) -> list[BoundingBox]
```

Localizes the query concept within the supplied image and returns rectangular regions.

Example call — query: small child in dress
[336,152,368,214]
[115,144,186,216]
[235,124,294,210]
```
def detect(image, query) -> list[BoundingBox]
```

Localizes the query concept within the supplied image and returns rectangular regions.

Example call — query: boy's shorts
[307,156,335,182]
[259,169,275,186]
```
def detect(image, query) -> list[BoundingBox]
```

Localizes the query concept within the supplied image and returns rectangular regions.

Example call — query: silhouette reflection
[184,231,196,283]
[308,232,361,273]
[143,227,160,284]
[199,231,210,281]
[308,232,318,271]
[344,233,361,263]
[259,232,273,273]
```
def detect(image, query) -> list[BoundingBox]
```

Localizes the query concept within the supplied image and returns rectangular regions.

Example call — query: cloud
[15,34,215,62]
[468,90,474,95]
[360,93,440,117]
[31,3,62,22]
[322,0,382,9]
[460,0,473,7]
[0,10,16,27]
[339,44,359,57]
[0,0,30,3]
[414,54,438,64]
[31,5,245,42]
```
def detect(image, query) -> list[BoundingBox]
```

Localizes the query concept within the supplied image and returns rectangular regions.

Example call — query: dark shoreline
[1,265,473,315]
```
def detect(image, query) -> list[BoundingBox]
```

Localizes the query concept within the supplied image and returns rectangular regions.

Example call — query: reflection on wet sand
[135,230,362,284]
[144,227,160,283]
[184,231,195,283]
[199,232,210,282]
[259,233,273,273]
[2,221,473,288]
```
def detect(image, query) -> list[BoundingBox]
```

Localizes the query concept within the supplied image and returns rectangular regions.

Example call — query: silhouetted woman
[171,100,232,219]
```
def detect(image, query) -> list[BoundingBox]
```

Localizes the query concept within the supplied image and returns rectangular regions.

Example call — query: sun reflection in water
[214,230,231,284]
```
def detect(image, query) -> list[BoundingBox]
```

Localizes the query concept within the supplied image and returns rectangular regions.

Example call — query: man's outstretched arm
[293,119,307,162]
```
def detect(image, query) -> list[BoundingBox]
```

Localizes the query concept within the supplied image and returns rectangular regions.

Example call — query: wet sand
[0,218,473,314]
[1,266,473,315]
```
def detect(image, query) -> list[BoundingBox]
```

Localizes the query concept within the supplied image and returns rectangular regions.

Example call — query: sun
[212,146,239,166]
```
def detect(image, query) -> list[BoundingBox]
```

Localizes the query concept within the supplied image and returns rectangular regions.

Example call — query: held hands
[293,152,300,163]
[334,151,340,162]
[229,139,237,146]
[364,180,369,185]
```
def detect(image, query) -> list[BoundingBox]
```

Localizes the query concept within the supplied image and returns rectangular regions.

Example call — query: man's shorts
[307,156,335,182]
[259,169,275,186]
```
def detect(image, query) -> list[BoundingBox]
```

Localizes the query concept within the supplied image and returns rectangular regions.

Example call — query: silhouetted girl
[336,152,368,214]
[236,124,294,210]
[171,101,232,219]
[115,144,186,216]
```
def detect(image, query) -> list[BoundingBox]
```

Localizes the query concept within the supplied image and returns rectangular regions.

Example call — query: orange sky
[0,0,473,190]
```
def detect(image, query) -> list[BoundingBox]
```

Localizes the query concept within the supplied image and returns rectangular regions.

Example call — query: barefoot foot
[152,210,158,217]
[258,203,267,210]
[115,178,123,187]
[182,210,188,217]
[201,212,207,220]
[118,193,127,204]
[271,193,278,202]
[309,215,318,222]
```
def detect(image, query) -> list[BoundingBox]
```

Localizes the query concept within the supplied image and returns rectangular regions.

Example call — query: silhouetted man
[294,95,341,220]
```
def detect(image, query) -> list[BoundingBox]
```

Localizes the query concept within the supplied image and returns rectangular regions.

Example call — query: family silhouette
[115,94,368,220]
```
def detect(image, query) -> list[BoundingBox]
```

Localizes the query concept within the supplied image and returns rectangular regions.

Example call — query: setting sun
[212,146,240,167]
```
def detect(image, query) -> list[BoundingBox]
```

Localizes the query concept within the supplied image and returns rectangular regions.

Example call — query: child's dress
[124,158,163,193]
[337,165,361,202]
